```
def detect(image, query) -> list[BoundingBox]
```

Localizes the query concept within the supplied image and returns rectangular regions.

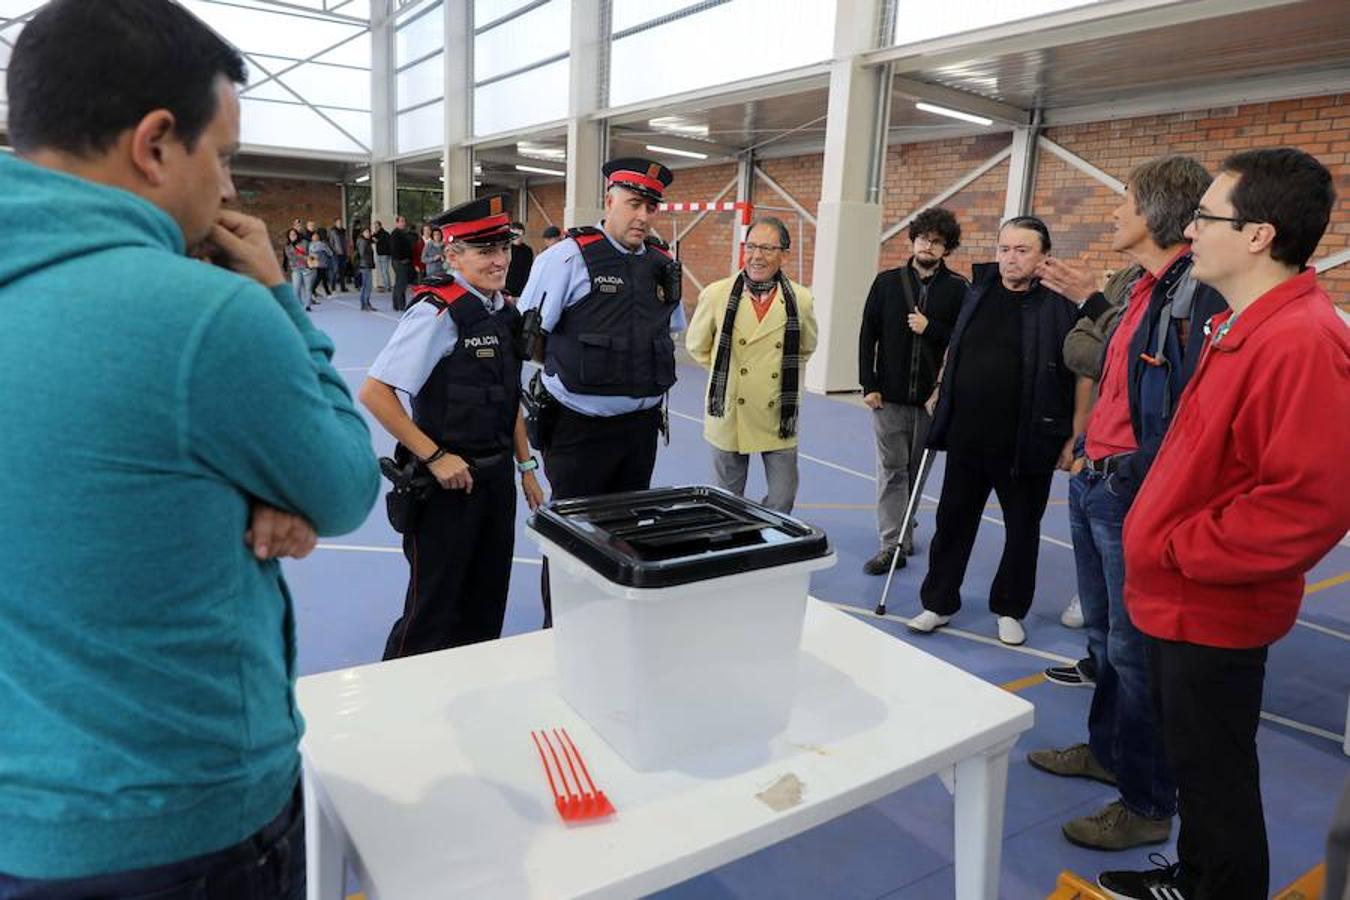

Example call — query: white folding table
[297,600,1034,900]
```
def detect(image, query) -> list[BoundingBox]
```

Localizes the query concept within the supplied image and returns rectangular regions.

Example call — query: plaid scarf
[706,270,801,439]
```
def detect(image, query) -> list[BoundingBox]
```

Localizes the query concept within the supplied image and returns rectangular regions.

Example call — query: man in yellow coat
[686,217,819,513]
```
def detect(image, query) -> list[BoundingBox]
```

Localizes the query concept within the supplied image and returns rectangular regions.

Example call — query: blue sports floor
[285,291,1350,898]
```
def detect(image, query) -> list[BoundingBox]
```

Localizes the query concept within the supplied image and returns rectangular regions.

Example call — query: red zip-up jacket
[1123,270,1350,649]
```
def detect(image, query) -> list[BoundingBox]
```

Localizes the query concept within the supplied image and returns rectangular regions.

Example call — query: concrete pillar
[1003,115,1041,221]
[806,0,888,393]
[732,151,755,274]
[369,0,397,226]
[442,1,473,208]
[564,0,607,228]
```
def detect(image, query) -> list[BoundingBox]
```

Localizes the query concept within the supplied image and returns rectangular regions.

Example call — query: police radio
[654,238,682,306]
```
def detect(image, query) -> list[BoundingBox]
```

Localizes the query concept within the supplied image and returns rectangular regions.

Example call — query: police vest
[545,228,679,399]
[409,280,522,457]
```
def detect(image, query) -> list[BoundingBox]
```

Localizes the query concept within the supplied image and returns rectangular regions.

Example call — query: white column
[369,0,396,227]
[442,0,474,208]
[806,0,888,393]
[564,0,607,228]
[732,152,755,274]
[1002,118,1040,221]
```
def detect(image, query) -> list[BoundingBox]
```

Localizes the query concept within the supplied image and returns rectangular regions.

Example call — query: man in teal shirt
[0,1,379,896]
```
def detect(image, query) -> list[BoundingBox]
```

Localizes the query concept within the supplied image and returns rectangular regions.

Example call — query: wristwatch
[516,456,539,474]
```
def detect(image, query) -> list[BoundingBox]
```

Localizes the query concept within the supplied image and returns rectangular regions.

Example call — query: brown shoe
[1062,800,1171,851]
[863,547,905,575]
[1026,743,1117,785]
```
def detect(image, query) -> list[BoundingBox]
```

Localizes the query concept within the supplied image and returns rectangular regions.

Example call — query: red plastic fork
[530,727,616,822]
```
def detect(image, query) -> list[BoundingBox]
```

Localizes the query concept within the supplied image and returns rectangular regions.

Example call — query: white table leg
[304,762,346,900]
[952,738,1016,900]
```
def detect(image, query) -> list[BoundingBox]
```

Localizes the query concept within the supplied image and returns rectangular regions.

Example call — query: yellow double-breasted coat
[685,275,819,454]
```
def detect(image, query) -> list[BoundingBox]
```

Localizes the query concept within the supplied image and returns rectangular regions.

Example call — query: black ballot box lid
[528,486,831,589]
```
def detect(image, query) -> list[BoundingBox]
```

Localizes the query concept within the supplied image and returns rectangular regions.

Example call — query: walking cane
[875,446,934,617]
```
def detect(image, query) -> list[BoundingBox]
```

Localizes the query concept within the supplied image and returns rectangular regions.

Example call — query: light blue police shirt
[516,227,686,416]
[368,275,505,396]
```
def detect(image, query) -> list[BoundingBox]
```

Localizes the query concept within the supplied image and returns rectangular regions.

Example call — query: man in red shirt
[1027,156,1223,855]
[1099,148,1349,900]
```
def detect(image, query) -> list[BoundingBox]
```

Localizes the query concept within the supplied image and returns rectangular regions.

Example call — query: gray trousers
[872,401,930,552]
[375,254,392,290]
[710,446,799,514]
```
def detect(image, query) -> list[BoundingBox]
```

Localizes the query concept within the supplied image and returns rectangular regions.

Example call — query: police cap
[602,157,673,203]
[430,193,513,245]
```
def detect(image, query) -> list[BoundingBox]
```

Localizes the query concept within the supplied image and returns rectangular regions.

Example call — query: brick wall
[879,133,1013,279]
[228,176,344,255]
[1037,93,1349,305]
[755,154,823,287]
[650,162,739,310]
[522,182,565,241]
[504,91,1348,314]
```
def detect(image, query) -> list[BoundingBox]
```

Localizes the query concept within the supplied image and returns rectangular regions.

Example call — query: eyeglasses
[743,242,785,255]
[1189,209,1247,229]
[913,235,946,249]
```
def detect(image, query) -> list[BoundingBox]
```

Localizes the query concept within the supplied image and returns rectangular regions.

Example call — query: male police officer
[360,194,545,658]
[517,157,684,625]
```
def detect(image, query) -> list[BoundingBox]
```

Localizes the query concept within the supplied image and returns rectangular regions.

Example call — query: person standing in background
[505,221,535,298]
[857,207,967,573]
[355,225,376,311]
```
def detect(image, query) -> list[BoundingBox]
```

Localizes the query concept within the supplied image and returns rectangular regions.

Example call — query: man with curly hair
[858,207,968,573]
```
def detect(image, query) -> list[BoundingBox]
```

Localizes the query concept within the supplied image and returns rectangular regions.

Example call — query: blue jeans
[0,786,305,899]
[1069,468,1176,819]
[358,266,373,307]
[290,268,310,308]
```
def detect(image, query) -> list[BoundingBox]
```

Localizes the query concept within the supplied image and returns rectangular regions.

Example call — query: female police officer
[360,194,545,658]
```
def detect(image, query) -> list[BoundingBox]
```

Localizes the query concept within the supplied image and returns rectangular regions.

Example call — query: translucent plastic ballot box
[527,486,836,770]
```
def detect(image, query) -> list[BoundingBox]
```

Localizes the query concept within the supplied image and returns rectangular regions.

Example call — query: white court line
[824,600,1076,665]
[828,601,1348,745]
[1293,618,1350,642]
[328,296,403,323]
[669,408,1075,550]
[1258,711,1346,745]
[315,543,543,565]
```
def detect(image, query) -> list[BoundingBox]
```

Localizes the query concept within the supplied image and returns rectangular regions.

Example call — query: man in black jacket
[388,215,415,312]
[910,216,1105,646]
[858,207,967,572]
[373,220,392,291]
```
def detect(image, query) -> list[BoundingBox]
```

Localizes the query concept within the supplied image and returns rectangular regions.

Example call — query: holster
[380,446,437,534]
[522,369,560,452]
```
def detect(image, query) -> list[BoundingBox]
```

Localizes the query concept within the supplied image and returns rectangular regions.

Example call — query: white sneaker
[1060,595,1084,629]
[907,610,952,633]
[998,616,1027,646]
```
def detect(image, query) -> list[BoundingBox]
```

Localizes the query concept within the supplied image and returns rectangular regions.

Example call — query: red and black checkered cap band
[441,212,512,242]
[607,170,666,197]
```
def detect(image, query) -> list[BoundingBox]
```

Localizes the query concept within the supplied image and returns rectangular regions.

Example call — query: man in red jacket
[1098,148,1350,900]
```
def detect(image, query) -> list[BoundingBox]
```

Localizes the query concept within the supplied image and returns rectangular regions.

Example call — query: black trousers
[1149,636,1269,899]
[391,260,414,312]
[539,405,662,626]
[383,462,516,659]
[919,449,1052,619]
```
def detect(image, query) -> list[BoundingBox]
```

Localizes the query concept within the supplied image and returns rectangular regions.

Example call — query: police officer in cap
[360,193,545,658]
[518,157,684,626]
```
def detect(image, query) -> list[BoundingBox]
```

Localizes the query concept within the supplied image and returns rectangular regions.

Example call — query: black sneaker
[1098,854,1188,899]
[863,547,905,575]
[1045,657,1096,687]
